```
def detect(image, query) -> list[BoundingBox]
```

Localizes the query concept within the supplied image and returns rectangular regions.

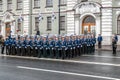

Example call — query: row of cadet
[2,34,96,59]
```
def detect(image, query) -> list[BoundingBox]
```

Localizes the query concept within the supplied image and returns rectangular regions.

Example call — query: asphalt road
[0,51,120,80]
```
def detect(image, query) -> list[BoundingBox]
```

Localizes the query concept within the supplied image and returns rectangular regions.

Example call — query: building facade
[0,0,120,44]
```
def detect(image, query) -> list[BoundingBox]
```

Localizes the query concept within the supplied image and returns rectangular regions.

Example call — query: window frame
[47,16,52,31]
[17,0,22,10]
[35,17,39,31]
[17,21,21,31]
[34,0,40,8]
[7,0,12,11]
[60,16,65,30]
[46,0,53,7]
[0,0,2,11]
[60,0,66,6]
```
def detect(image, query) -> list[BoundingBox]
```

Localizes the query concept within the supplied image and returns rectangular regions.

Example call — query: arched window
[117,15,120,34]
[81,0,88,2]
[77,0,88,3]
[83,16,95,24]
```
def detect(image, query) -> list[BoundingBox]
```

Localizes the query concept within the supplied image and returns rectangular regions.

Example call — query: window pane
[0,20,1,31]
[34,0,40,7]
[60,16,65,30]
[60,0,66,5]
[0,0,2,11]
[35,17,39,30]
[47,17,52,30]
[18,22,21,31]
[46,0,53,6]
[17,0,22,9]
[7,0,12,10]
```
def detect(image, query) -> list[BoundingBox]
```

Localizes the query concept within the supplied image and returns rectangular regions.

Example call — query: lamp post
[58,0,60,35]
[37,12,43,36]
[17,15,24,34]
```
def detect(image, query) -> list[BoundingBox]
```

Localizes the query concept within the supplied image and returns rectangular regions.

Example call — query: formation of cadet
[3,34,96,59]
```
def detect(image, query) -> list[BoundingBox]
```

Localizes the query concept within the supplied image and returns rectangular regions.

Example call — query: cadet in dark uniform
[66,36,72,58]
[89,36,93,54]
[75,36,80,56]
[71,36,76,58]
[11,38,16,55]
[33,36,38,57]
[55,37,60,59]
[83,36,87,54]
[8,37,12,55]
[29,36,33,56]
[38,36,44,58]
[43,37,49,58]
[61,36,67,59]
[79,36,82,55]
[1,37,5,54]
[26,37,31,56]
[15,37,21,56]
[21,37,26,56]
[5,38,9,55]
[92,35,96,53]
[81,36,84,54]
[49,37,55,58]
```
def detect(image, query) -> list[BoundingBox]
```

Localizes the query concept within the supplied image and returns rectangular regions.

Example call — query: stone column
[23,0,30,35]
[10,21,15,35]
[1,22,5,38]
[101,0,112,45]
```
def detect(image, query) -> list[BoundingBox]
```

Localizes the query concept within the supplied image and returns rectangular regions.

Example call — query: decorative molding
[73,2,101,14]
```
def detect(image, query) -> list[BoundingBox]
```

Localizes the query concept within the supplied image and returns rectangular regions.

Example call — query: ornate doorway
[82,15,96,34]
[6,23,11,37]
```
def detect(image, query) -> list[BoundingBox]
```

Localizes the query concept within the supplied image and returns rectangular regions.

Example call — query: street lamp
[36,12,44,36]
[38,12,43,21]
[51,11,56,21]
[17,14,24,33]
[58,0,60,35]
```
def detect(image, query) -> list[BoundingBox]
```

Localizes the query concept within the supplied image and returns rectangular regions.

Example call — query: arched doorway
[1,11,15,37]
[82,15,96,34]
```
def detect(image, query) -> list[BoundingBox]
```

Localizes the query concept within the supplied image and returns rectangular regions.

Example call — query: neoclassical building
[0,0,120,44]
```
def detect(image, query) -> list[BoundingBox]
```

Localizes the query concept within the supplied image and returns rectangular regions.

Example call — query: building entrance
[82,15,96,34]
[6,23,11,37]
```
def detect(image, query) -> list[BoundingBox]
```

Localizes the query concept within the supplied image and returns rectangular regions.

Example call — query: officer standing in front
[112,37,117,55]
[97,34,103,50]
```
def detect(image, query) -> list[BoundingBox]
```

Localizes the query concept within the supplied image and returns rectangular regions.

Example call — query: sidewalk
[95,45,120,51]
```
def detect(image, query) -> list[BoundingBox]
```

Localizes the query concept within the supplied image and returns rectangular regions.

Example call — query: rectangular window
[17,0,22,10]
[18,22,21,31]
[47,17,52,30]
[35,17,39,31]
[46,0,53,7]
[34,0,40,8]
[0,0,2,11]
[7,0,12,11]
[60,16,65,30]
[0,20,1,31]
[60,0,66,5]
[118,20,120,34]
